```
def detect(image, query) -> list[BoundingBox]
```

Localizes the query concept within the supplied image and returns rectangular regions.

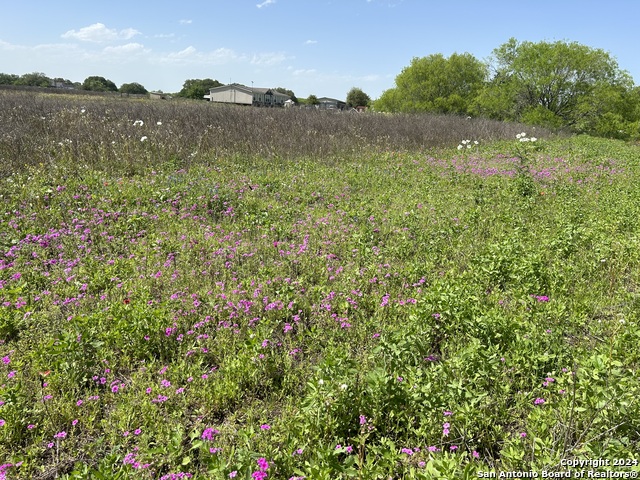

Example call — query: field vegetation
[1,90,639,479]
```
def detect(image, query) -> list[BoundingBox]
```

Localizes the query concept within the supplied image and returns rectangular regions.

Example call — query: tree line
[0,72,373,109]
[374,38,640,139]
[3,37,637,138]
[0,73,151,95]
[0,73,221,97]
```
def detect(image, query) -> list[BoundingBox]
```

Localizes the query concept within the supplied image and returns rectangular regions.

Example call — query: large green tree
[177,78,223,100]
[375,53,487,114]
[0,73,19,85]
[274,87,297,103]
[346,87,371,108]
[119,82,148,95]
[473,38,634,130]
[82,76,118,92]
[584,84,640,139]
[15,72,51,87]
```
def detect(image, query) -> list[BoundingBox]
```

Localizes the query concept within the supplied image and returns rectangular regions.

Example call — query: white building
[205,83,290,107]
[317,97,347,110]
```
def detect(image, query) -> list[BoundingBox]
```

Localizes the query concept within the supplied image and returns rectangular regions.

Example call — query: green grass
[1,93,640,479]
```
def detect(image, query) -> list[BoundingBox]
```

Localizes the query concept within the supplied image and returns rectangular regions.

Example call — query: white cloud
[172,46,197,58]
[250,52,288,66]
[179,19,193,25]
[293,68,317,76]
[0,35,306,93]
[159,46,246,65]
[360,74,381,82]
[304,40,318,45]
[102,43,147,55]
[0,39,19,51]
[150,45,289,68]
[61,23,140,43]
[256,0,276,8]
[2,39,87,61]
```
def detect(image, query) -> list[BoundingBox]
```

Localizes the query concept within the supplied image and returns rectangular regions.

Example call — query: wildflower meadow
[1,91,639,478]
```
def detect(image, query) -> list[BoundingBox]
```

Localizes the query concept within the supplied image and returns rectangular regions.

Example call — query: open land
[1,91,639,479]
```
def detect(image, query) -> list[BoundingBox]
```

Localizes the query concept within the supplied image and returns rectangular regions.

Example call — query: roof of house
[209,83,290,99]
[208,83,252,94]
[317,97,346,103]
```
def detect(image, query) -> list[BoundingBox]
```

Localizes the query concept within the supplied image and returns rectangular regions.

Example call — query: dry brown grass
[0,90,548,176]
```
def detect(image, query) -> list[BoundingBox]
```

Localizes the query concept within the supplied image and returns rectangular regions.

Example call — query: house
[205,83,290,107]
[50,80,75,89]
[317,97,346,110]
[149,91,170,100]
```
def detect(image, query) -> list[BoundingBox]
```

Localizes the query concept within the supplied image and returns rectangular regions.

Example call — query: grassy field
[1,91,640,479]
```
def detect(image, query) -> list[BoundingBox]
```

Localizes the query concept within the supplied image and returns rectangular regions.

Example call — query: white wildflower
[133,120,144,127]
[140,136,148,142]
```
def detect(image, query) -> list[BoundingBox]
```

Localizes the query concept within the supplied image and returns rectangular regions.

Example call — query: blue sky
[1,0,638,100]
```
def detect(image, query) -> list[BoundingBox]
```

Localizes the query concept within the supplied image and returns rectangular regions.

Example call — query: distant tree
[15,72,51,87]
[82,76,118,92]
[374,87,402,113]
[346,87,371,108]
[374,53,487,114]
[0,73,19,85]
[120,82,148,95]
[275,87,297,103]
[51,77,75,88]
[307,94,319,105]
[177,78,223,100]
[473,38,634,130]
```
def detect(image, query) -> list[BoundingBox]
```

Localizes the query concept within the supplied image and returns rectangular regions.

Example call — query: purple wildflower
[257,458,269,471]
[201,427,219,441]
